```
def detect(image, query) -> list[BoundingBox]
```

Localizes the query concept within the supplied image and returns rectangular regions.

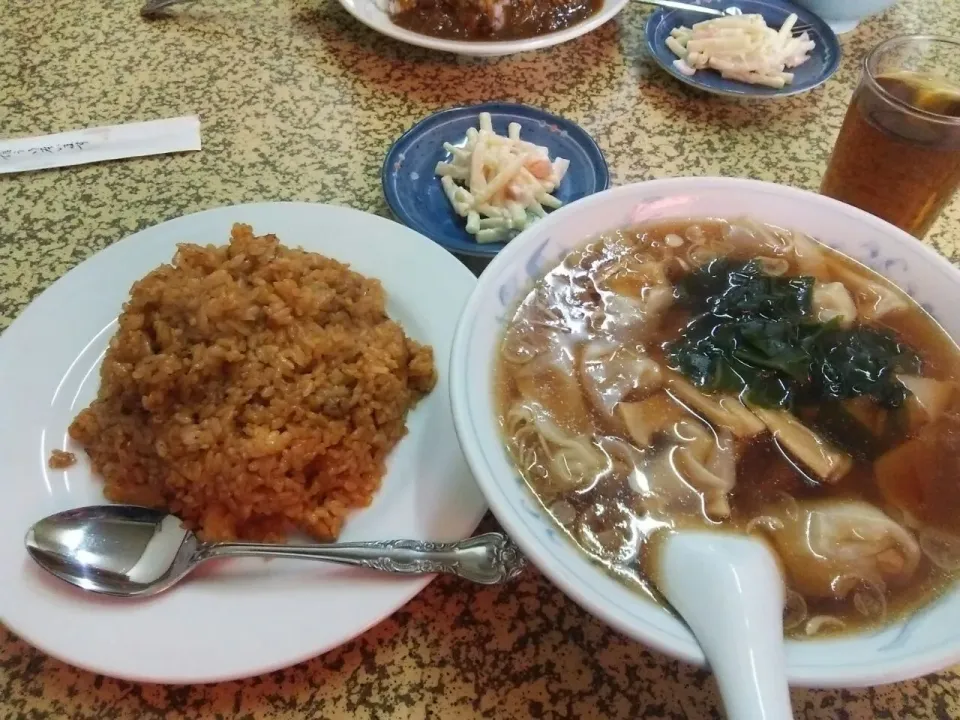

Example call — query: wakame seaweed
[800,402,885,461]
[666,259,920,410]
[807,326,920,407]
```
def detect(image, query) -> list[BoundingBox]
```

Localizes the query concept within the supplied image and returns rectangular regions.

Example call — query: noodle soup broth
[495,217,960,638]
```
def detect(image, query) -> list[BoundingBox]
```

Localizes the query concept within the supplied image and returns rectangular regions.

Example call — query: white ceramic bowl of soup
[337,0,628,56]
[449,177,960,688]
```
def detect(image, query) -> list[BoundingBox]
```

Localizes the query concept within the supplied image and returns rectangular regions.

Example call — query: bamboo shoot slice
[618,393,689,448]
[752,408,852,483]
[666,374,765,438]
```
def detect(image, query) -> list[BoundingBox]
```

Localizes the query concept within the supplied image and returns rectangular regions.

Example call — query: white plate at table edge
[337,0,629,57]
[0,202,487,684]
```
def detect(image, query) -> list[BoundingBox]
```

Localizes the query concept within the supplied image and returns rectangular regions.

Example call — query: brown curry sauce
[392,0,603,41]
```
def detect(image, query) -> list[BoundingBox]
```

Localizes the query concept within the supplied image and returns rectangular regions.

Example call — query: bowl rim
[449,176,960,688]
[791,0,899,25]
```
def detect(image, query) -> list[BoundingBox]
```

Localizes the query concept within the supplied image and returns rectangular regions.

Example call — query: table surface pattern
[2,0,959,717]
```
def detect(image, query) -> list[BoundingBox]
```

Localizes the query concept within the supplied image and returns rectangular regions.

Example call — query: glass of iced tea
[821,36,960,238]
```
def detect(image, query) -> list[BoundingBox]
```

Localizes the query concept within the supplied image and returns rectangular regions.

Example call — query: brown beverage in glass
[820,36,960,238]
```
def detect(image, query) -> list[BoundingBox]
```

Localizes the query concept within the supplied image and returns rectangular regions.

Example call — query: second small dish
[645,0,841,99]
[383,103,610,258]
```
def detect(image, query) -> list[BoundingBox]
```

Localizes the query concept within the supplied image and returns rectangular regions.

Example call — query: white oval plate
[0,202,486,683]
[338,0,629,57]
[451,178,960,688]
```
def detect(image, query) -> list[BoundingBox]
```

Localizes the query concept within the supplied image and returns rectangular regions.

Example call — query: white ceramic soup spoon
[654,531,793,720]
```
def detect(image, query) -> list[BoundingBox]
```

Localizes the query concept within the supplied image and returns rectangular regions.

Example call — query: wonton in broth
[495,218,960,637]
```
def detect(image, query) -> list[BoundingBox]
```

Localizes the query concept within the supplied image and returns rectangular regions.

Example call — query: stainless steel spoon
[640,0,744,17]
[638,1,812,35]
[25,505,525,597]
[141,0,195,17]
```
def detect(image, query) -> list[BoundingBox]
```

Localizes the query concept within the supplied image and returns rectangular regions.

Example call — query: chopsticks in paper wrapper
[0,116,201,174]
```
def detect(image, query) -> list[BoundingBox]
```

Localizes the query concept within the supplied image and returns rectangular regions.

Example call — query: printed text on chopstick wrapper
[0,142,90,161]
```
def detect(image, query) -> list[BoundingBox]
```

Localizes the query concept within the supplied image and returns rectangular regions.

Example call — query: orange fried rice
[68,224,436,542]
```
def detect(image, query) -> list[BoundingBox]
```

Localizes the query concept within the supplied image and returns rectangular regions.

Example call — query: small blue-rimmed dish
[645,0,841,99]
[383,103,610,258]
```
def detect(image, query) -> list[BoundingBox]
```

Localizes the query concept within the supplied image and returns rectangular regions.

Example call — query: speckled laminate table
[3,0,960,717]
